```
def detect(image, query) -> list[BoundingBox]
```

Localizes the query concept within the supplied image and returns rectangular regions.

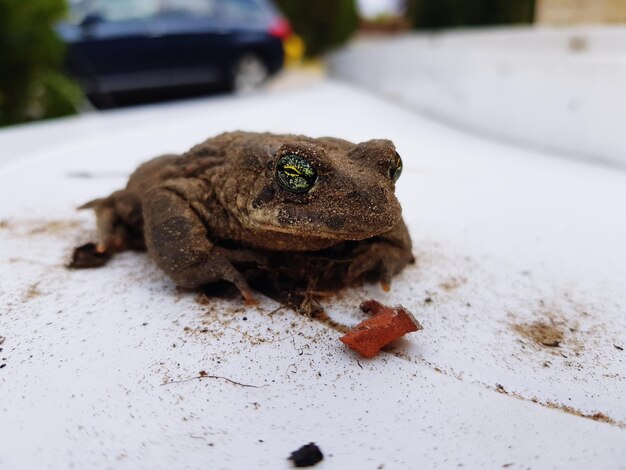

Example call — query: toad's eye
[389,151,403,183]
[275,154,317,193]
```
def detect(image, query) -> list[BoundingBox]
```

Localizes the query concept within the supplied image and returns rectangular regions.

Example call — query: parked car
[57,0,291,107]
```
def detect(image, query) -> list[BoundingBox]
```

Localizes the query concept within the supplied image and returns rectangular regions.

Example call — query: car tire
[229,54,268,94]
[88,92,116,110]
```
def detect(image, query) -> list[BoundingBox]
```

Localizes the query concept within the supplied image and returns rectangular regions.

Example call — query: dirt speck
[568,35,588,52]
[23,282,43,301]
[0,220,9,229]
[311,310,349,334]
[493,383,623,428]
[439,277,466,292]
[543,402,617,425]
[27,220,84,236]
[614,344,623,351]
[512,321,564,347]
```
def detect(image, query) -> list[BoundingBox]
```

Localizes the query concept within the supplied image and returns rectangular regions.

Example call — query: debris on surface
[0,336,5,345]
[288,442,324,467]
[340,300,423,358]
[68,243,111,269]
[513,321,564,347]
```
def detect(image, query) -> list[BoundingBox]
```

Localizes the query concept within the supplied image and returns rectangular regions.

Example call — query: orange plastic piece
[340,300,423,358]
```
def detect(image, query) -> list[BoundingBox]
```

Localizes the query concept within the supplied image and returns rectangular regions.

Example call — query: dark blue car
[57,0,291,107]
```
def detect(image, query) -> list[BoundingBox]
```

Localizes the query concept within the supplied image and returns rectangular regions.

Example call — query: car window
[68,0,159,23]
[158,0,218,18]
[217,0,269,21]
[67,0,272,24]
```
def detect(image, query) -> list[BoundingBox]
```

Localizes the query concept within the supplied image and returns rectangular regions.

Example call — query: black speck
[424,297,433,304]
[288,443,323,467]
[0,364,6,369]
[243,316,248,321]
[614,344,624,351]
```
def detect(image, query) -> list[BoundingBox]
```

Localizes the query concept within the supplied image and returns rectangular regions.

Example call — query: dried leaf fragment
[340,300,423,358]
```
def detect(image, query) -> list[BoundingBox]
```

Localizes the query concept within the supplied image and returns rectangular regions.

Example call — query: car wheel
[230,54,268,93]
[88,92,116,110]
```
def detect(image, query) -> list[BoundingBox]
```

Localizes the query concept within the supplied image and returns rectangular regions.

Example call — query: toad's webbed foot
[80,190,144,253]
[344,219,414,289]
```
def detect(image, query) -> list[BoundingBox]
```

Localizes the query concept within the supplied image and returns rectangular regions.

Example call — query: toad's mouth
[245,201,402,243]
[253,222,382,241]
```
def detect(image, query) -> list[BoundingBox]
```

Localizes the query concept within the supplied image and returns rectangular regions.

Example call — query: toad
[80,132,413,307]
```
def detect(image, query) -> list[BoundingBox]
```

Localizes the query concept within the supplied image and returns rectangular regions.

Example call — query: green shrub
[0,0,82,127]
[406,0,535,30]
[275,0,359,57]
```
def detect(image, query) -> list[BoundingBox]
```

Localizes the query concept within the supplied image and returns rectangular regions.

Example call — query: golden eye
[276,154,317,193]
[389,151,403,183]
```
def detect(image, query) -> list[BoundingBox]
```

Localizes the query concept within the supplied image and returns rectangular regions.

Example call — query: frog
[80,131,414,307]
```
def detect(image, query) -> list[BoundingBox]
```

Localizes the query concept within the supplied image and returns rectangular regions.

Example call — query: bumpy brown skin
[84,132,413,305]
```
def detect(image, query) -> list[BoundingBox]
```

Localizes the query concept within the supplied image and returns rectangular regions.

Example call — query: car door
[64,0,173,93]
[151,0,237,86]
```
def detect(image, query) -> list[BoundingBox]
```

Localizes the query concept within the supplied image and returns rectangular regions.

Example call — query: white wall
[328,26,626,168]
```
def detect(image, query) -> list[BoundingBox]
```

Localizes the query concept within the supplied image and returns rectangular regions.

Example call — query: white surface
[1,82,625,469]
[357,0,403,18]
[328,26,626,169]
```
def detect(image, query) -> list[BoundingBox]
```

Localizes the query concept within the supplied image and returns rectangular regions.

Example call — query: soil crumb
[439,277,466,292]
[513,321,564,347]
[288,442,323,467]
[23,282,42,301]
[68,243,112,269]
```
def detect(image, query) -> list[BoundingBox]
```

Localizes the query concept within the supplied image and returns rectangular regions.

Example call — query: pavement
[0,79,625,469]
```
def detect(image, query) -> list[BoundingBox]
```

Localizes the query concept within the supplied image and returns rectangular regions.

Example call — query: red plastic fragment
[339,300,423,358]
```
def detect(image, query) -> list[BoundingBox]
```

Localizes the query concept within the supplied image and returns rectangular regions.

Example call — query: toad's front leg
[344,219,414,290]
[142,179,257,304]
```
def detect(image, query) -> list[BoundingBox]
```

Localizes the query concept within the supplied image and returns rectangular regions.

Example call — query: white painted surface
[357,0,404,18]
[328,27,626,169]
[0,82,625,469]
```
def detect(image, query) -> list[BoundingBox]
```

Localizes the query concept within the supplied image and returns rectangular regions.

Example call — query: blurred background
[1,0,625,127]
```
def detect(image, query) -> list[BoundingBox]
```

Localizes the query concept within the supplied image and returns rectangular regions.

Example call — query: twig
[162,373,266,388]
[267,305,287,315]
